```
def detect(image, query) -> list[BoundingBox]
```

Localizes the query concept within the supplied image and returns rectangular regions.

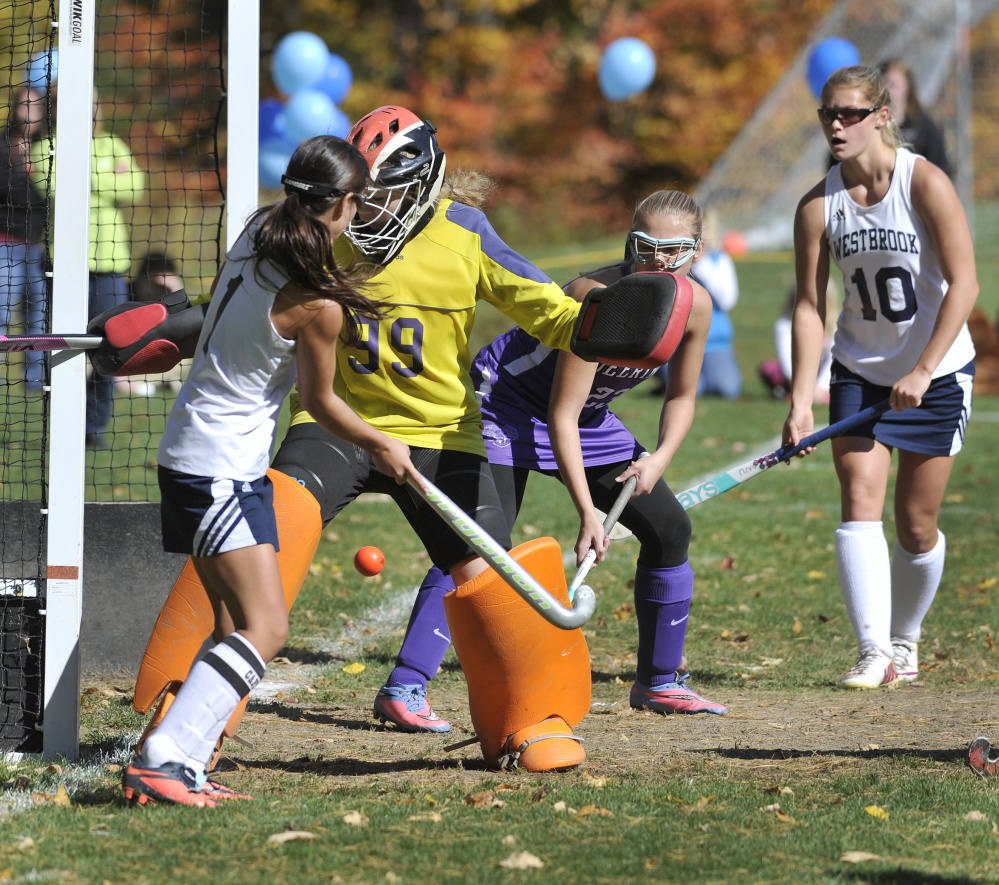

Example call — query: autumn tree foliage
[262,0,835,244]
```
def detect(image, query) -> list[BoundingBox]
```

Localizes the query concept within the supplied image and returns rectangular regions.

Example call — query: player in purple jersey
[374,189,726,732]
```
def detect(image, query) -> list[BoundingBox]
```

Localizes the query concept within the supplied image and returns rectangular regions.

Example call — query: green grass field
[2,227,999,884]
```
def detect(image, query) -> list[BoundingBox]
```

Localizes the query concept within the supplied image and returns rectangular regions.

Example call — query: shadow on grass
[245,700,376,730]
[231,754,490,776]
[837,871,985,885]
[692,746,968,763]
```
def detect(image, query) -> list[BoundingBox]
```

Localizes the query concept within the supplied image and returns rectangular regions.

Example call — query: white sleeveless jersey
[826,148,974,386]
[158,227,298,480]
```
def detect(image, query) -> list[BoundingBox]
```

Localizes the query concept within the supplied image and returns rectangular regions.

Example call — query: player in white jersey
[122,136,418,807]
[783,66,978,693]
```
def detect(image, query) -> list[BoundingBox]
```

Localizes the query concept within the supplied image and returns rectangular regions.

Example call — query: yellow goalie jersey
[289,198,581,455]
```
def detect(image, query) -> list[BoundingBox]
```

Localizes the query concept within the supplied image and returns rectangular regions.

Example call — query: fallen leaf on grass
[552,801,576,814]
[775,810,795,823]
[806,570,826,579]
[840,850,883,864]
[582,772,607,788]
[15,838,34,851]
[865,805,889,820]
[980,577,998,590]
[464,790,505,809]
[577,804,613,818]
[499,851,544,870]
[502,834,516,846]
[342,811,368,826]
[408,812,442,823]
[964,810,989,821]
[611,603,634,621]
[793,618,803,634]
[759,803,781,812]
[267,831,318,844]
[30,784,71,807]
[341,662,365,675]
[681,795,715,813]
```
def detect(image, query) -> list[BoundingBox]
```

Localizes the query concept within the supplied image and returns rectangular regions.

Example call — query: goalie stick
[0,334,102,353]
[408,472,596,630]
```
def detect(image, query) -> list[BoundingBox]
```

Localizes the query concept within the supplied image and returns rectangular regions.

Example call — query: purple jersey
[472,326,656,469]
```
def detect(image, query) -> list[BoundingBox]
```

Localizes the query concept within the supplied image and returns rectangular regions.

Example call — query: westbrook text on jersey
[831,227,919,262]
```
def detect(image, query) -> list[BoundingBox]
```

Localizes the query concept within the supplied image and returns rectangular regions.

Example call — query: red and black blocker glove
[87,288,207,377]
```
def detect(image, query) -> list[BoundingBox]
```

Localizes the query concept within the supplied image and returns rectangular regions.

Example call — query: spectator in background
[879,59,951,177]
[1,86,48,390]
[651,208,741,399]
[117,252,188,396]
[759,279,841,404]
[130,252,184,303]
[84,91,146,446]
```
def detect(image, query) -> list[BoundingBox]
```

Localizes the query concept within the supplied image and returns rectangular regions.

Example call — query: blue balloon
[26,49,57,94]
[283,90,339,144]
[314,54,353,106]
[259,97,287,142]
[599,37,656,102]
[327,107,352,139]
[259,136,297,189]
[272,31,330,95]
[806,37,861,99]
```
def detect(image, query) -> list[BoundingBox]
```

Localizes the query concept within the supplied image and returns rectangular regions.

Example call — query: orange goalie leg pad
[443,537,591,771]
[133,469,322,760]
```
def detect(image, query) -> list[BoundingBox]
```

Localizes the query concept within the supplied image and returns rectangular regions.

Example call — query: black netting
[1,0,54,753]
[86,0,224,500]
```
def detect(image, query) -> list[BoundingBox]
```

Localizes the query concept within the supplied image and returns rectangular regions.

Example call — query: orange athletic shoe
[122,754,217,808]
[200,778,252,802]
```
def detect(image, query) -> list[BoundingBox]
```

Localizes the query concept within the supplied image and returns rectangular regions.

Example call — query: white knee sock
[835,521,892,656]
[143,632,265,774]
[890,530,945,643]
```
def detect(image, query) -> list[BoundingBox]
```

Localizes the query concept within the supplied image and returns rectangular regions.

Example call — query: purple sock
[388,566,455,689]
[634,560,695,688]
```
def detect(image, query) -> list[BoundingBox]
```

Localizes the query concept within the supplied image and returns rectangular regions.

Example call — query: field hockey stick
[408,472,596,630]
[567,451,650,599]
[675,398,891,510]
[0,334,102,353]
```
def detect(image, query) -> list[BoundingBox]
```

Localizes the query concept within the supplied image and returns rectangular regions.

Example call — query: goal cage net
[695,0,999,251]
[1,0,257,758]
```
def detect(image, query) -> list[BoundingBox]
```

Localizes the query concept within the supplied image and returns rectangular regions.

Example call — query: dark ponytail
[248,135,384,345]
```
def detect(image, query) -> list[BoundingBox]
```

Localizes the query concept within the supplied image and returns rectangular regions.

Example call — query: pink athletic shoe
[630,675,727,715]
[373,684,451,733]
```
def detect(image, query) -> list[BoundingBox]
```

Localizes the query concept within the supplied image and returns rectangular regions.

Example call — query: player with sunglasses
[375,189,726,731]
[784,66,978,691]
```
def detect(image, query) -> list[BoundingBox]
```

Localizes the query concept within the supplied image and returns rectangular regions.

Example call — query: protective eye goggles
[816,106,880,126]
[627,231,700,269]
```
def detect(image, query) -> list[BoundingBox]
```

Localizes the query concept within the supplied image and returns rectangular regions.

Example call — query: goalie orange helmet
[346,106,446,265]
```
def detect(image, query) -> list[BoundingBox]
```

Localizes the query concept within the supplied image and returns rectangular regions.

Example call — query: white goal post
[41,0,259,759]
